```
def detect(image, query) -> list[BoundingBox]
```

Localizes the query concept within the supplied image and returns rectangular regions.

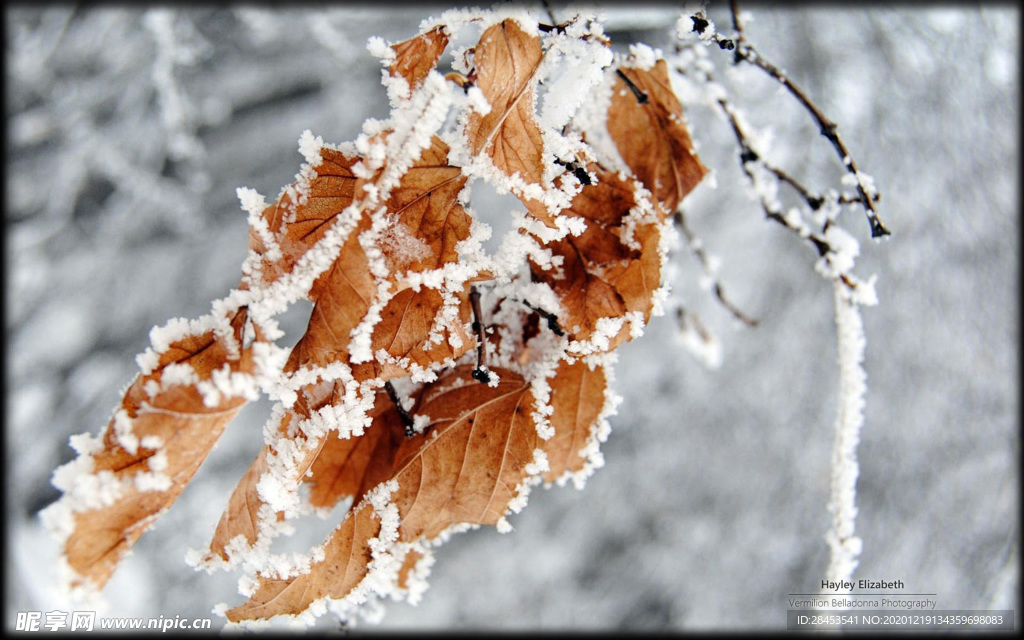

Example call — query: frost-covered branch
[674,2,881,595]
[672,209,757,327]
[824,282,867,586]
[690,2,889,238]
[672,36,878,302]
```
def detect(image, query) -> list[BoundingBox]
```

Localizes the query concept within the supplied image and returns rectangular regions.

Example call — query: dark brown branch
[469,286,491,384]
[672,209,758,328]
[521,300,565,336]
[554,158,592,186]
[729,0,747,62]
[615,69,649,104]
[673,28,869,294]
[712,3,889,238]
[540,0,558,25]
[762,159,879,211]
[716,95,834,259]
[537,22,569,34]
[385,381,417,437]
[676,305,715,345]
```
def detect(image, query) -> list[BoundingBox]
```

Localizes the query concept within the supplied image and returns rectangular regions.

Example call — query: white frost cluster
[824,282,869,587]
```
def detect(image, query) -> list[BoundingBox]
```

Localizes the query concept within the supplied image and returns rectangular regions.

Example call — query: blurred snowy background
[5,3,1018,631]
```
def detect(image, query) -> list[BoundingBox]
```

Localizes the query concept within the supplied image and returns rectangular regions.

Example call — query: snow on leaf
[248,147,361,289]
[395,547,424,592]
[355,286,473,382]
[287,219,377,369]
[49,307,257,590]
[304,394,407,510]
[377,135,473,276]
[541,358,608,484]
[604,221,663,321]
[389,26,450,92]
[205,447,271,562]
[392,365,540,540]
[226,501,382,622]
[225,366,545,621]
[529,165,665,351]
[608,58,707,213]
[465,19,545,186]
[42,8,733,626]
[207,286,472,562]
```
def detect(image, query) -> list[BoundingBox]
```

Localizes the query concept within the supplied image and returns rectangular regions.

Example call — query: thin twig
[762,157,879,211]
[520,300,565,336]
[554,158,593,186]
[673,42,838,260]
[729,0,747,57]
[541,0,558,25]
[709,3,889,238]
[384,381,417,437]
[672,209,758,327]
[716,94,833,258]
[615,69,649,104]
[469,286,491,384]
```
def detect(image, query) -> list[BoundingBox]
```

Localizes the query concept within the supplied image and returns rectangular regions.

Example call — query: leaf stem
[469,287,492,384]
[615,69,649,104]
[385,381,417,437]
[521,300,565,336]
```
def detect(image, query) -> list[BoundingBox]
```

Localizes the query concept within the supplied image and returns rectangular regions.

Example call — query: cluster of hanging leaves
[42,9,706,626]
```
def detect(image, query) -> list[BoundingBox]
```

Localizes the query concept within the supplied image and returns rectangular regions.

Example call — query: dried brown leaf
[391,366,539,540]
[466,19,545,185]
[63,308,255,589]
[304,393,407,510]
[287,220,377,370]
[251,148,361,287]
[395,548,424,591]
[389,26,449,91]
[227,366,543,620]
[354,286,473,382]
[205,447,271,561]
[608,59,707,213]
[226,501,381,622]
[208,286,472,558]
[378,136,472,275]
[541,359,608,483]
[530,165,663,349]
[604,221,662,321]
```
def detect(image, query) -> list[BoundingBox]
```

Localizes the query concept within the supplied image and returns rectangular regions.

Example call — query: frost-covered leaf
[48,308,257,590]
[227,365,543,621]
[542,358,608,484]
[530,165,665,351]
[287,136,472,369]
[608,58,707,213]
[288,220,377,369]
[354,286,473,381]
[376,135,473,275]
[466,19,545,185]
[305,394,407,510]
[605,221,663,319]
[249,147,361,288]
[207,287,472,559]
[42,8,724,626]
[391,365,540,540]
[226,500,382,622]
[206,446,271,561]
[389,26,449,91]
